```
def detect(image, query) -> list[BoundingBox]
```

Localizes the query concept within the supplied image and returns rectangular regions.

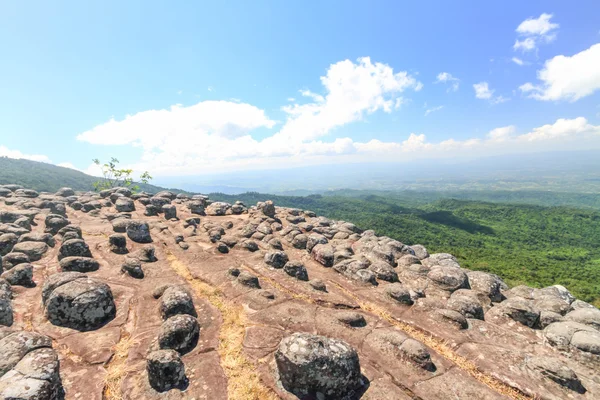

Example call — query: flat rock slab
[412,366,506,400]
[59,327,121,364]
[1,193,600,400]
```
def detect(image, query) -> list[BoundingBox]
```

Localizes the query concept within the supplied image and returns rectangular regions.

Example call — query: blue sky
[1,1,599,177]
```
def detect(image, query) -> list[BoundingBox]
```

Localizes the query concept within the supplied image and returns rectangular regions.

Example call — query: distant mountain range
[3,149,600,196]
[154,150,600,194]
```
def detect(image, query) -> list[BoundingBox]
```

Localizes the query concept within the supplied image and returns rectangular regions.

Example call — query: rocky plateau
[0,184,599,399]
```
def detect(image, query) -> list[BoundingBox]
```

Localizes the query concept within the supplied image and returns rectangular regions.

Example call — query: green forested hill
[317,189,600,210]
[0,157,178,193]
[210,192,600,306]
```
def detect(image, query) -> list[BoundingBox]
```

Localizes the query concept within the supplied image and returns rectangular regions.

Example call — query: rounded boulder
[158,314,200,354]
[126,221,152,243]
[427,266,469,292]
[275,332,363,398]
[11,241,48,262]
[42,274,116,331]
[146,350,187,392]
[58,239,92,261]
[159,286,196,320]
[59,257,100,273]
[264,251,288,269]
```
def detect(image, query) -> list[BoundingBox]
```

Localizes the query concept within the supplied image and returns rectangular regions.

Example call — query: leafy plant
[92,158,152,193]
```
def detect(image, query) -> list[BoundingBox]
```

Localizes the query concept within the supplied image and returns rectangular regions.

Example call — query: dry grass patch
[331,282,531,400]
[103,331,138,400]
[22,312,34,332]
[165,252,278,400]
[82,230,109,238]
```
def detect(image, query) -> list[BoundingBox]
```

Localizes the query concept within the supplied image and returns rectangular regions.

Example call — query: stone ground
[1,186,599,400]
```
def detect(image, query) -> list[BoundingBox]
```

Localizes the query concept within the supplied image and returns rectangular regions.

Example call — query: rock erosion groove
[0,185,598,399]
[331,281,530,400]
[164,252,277,399]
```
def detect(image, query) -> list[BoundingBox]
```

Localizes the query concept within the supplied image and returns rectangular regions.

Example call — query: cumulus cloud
[76,101,276,145]
[473,82,509,104]
[355,117,600,159]
[0,146,51,163]
[517,13,559,36]
[514,38,537,52]
[474,82,493,99]
[77,57,423,174]
[275,57,422,144]
[74,57,600,174]
[435,72,460,91]
[513,13,559,52]
[79,116,600,175]
[518,117,594,141]
[487,126,516,142]
[519,43,600,101]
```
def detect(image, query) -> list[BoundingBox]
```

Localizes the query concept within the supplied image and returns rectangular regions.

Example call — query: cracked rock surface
[0,184,599,400]
[0,329,64,400]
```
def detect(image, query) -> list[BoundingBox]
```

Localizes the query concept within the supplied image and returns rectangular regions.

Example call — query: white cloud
[394,97,408,109]
[435,72,460,91]
[0,146,51,163]
[519,43,600,101]
[0,147,98,176]
[424,105,444,116]
[487,126,516,142]
[518,82,535,93]
[511,57,526,66]
[298,89,325,103]
[247,57,422,149]
[516,13,559,36]
[75,58,599,174]
[356,117,600,160]
[474,82,493,99]
[513,13,559,52]
[514,38,536,52]
[76,57,423,174]
[76,116,600,174]
[57,162,76,169]
[82,163,104,177]
[491,95,510,104]
[76,101,276,145]
[518,117,594,141]
[473,82,509,104]
[55,162,102,177]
